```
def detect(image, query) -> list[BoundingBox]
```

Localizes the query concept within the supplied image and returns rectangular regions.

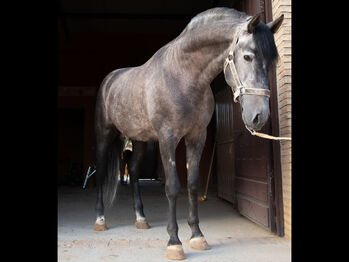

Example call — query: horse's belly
[121,125,158,141]
[112,103,158,141]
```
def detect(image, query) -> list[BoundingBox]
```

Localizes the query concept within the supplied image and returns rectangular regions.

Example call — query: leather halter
[223,27,270,103]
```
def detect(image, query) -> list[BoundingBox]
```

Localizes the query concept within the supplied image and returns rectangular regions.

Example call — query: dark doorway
[57,0,284,236]
[58,108,85,186]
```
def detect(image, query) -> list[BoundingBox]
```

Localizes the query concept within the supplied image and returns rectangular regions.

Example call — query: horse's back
[96,41,214,142]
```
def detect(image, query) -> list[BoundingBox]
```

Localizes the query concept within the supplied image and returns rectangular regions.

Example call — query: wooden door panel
[235,177,268,203]
[215,87,235,204]
[233,96,274,231]
[217,142,235,203]
[236,196,270,228]
[235,159,267,180]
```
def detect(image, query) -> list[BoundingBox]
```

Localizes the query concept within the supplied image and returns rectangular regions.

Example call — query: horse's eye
[244,55,252,62]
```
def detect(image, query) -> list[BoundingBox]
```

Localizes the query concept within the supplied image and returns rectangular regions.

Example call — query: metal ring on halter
[233,85,243,102]
[245,125,256,135]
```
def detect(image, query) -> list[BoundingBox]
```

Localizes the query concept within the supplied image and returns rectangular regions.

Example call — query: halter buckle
[233,85,243,103]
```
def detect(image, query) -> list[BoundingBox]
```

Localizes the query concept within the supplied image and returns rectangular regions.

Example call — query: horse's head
[224,13,284,131]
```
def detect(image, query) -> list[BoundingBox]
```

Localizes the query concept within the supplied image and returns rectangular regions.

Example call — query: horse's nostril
[253,113,260,125]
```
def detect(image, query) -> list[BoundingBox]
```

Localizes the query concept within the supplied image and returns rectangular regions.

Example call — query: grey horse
[93,7,283,260]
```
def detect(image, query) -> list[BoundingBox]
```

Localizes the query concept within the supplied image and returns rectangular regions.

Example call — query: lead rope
[245,125,291,141]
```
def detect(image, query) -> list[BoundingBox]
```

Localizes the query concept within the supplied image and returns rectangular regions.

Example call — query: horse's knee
[165,186,181,199]
[165,179,181,199]
[188,182,198,193]
[187,175,199,193]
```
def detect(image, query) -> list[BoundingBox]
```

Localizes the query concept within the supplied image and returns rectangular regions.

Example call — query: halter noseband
[223,27,270,103]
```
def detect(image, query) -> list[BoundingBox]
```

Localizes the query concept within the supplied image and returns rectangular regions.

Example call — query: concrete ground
[58,180,291,262]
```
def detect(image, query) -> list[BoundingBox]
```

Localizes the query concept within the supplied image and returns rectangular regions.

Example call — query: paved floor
[58,180,291,262]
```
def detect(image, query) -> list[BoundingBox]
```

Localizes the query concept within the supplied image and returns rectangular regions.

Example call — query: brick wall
[271,0,292,240]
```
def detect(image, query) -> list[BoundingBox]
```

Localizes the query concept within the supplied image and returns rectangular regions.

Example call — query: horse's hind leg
[94,127,116,231]
[185,131,210,250]
[129,141,150,229]
[94,139,108,231]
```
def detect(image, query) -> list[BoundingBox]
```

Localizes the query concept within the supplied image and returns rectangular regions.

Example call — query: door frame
[264,0,285,237]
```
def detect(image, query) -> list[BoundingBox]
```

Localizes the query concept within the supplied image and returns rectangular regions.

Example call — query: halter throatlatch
[223,27,270,103]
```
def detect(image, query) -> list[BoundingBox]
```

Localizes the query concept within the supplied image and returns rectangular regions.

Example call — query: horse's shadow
[183,243,226,260]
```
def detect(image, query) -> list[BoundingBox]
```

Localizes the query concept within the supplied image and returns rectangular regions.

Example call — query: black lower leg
[188,175,203,239]
[159,134,187,259]
[185,132,207,239]
[159,136,182,246]
[94,139,111,230]
[131,176,146,220]
[96,185,104,217]
[95,135,111,220]
[166,188,181,245]
[130,141,147,222]
[95,143,108,219]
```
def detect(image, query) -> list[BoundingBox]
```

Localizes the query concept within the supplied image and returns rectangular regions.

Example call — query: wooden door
[232,0,282,233]
[215,85,276,232]
[213,0,284,236]
[215,87,236,204]
[232,101,276,231]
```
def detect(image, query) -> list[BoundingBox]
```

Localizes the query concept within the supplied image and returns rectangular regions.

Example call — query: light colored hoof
[166,245,186,260]
[135,220,150,229]
[94,222,107,231]
[189,236,210,250]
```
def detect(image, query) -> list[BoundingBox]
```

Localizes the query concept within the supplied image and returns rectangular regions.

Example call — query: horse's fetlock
[188,217,199,227]
[167,224,179,235]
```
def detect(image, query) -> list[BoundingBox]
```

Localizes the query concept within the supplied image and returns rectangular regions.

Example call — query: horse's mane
[176,7,279,67]
[181,7,247,35]
[184,7,247,31]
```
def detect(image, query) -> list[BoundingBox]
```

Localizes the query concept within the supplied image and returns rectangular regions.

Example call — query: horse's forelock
[253,23,279,68]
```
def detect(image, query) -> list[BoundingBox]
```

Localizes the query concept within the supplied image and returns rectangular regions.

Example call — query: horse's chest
[151,86,214,136]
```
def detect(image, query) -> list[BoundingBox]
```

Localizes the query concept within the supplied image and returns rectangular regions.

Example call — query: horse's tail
[103,133,123,208]
[95,68,125,208]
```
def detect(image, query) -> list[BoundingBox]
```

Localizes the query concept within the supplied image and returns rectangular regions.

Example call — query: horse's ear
[247,12,263,33]
[267,14,284,34]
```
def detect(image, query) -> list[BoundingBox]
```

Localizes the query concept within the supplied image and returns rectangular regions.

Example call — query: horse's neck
[173,25,239,86]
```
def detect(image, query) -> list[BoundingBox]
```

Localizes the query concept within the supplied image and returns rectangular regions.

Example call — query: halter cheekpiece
[223,27,270,103]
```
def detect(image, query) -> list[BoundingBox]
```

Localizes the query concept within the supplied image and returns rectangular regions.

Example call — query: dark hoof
[166,245,186,260]
[135,220,150,229]
[94,222,107,231]
[189,237,210,250]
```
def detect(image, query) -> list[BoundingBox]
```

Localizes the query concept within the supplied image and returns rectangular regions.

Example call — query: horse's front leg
[158,133,186,260]
[185,131,210,250]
